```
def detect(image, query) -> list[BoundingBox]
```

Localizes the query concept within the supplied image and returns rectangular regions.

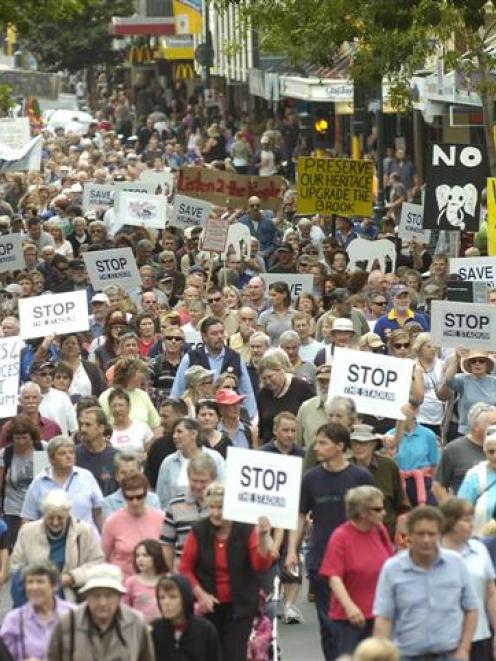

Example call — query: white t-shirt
[69,362,92,399]
[110,420,153,454]
[39,388,78,436]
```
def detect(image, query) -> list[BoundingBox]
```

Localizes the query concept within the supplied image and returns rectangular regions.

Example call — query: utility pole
[373,80,386,224]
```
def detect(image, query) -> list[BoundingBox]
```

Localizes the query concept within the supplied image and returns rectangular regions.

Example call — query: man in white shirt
[30,360,78,436]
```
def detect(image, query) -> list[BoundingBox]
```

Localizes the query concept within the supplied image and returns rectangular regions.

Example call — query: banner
[222,447,302,530]
[117,191,167,230]
[487,177,496,256]
[113,181,157,216]
[171,194,212,230]
[201,215,229,252]
[296,157,374,217]
[449,257,496,282]
[398,202,431,242]
[423,144,487,232]
[0,135,42,173]
[82,248,140,292]
[0,118,30,149]
[261,273,314,298]
[0,233,25,273]
[178,167,284,210]
[0,336,22,419]
[328,348,414,420]
[19,291,89,340]
[430,300,496,349]
[82,183,115,212]
[139,169,175,195]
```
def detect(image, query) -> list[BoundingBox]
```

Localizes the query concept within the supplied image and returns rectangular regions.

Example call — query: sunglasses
[124,492,146,501]
[249,204,260,208]
[486,449,496,455]
[373,300,387,306]
[470,358,487,365]
[208,296,222,303]
[165,336,182,341]
[393,342,410,349]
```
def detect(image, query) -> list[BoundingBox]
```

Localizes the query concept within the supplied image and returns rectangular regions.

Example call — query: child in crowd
[123,539,168,622]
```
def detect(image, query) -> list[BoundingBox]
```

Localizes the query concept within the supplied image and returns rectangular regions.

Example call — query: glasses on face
[471,358,487,365]
[124,492,146,501]
[208,296,222,303]
[393,342,410,350]
[249,204,260,208]
[165,336,182,342]
[161,259,174,264]
[373,300,387,306]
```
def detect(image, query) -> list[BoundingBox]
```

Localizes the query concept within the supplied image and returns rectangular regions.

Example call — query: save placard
[449,257,496,282]
[82,248,140,292]
[0,336,22,419]
[398,202,431,242]
[19,291,89,340]
[0,233,25,272]
[117,191,167,230]
[261,273,314,298]
[430,300,496,349]
[328,348,414,420]
[222,447,302,530]
[297,157,374,217]
[82,183,115,212]
[171,194,212,230]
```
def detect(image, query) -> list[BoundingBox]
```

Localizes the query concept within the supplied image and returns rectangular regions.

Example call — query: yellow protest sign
[487,177,496,256]
[297,157,374,217]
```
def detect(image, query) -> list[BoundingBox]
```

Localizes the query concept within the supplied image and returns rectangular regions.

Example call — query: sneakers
[283,604,304,624]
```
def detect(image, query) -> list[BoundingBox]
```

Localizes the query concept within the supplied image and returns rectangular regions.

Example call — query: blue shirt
[447,374,496,434]
[102,488,160,521]
[170,346,257,419]
[218,420,250,449]
[374,548,478,655]
[386,423,439,471]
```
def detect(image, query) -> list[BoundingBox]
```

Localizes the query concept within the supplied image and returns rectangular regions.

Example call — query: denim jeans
[332,619,374,657]
[308,568,334,661]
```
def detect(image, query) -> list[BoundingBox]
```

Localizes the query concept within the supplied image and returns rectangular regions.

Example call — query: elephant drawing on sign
[435,183,477,230]
[221,223,252,260]
[347,237,397,273]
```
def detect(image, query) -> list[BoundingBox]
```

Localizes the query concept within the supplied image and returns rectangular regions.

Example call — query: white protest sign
[398,202,431,242]
[430,300,496,349]
[0,336,22,419]
[82,183,115,212]
[171,194,212,230]
[139,169,174,195]
[113,181,157,216]
[202,215,229,252]
[0,118,30,149]
[117,191,167,230]
[82,248,140,292]
[328,348,414,420]
[0,233,25,272]
[262,273,314,298]
[449,257,496,282]
[19,290,89,340]
[223,447,302,530]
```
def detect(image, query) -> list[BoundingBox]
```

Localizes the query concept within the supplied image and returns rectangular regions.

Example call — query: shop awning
[110,16,175,36]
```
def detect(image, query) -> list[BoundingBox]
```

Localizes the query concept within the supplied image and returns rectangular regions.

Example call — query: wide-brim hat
[78,563,126,595]
[462,351,495,374]
[350,424,381,444]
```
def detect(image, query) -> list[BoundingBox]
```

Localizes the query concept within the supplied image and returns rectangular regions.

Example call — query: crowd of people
[0,81,494,661]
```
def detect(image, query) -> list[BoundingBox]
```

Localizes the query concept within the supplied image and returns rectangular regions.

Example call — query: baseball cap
[392,284,409,297]
[91,293,109,304]
[215,388,246,405]
[358,332,385,350]
[69,259,85,271]
[277,242,294,254]
[30,360,55,375]
[328,288,349,304]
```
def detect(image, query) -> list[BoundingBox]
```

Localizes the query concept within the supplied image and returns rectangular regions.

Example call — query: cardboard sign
[347,237,396,273]
[449,257,496,282]
[113,181,157,216]
[117,191,167,230]
[0,233,25,272]
[262,273,314,298]
[296,157,374,217]
[222,447,302,530]
[139,169,174,195]
[423,144,487,232]
[171,194,212,229]
[178,167,284,210]
[0,336,22,419]
[19,291,89,340]
[430,300,496,349]
[0,117,30,149]
[82,248,140,292]
[328,348,414,420]
[487,177,496,256]
[398,202,431,242]
[82,183,115,212]
[0,135,42,173]
[446,280,488,305]
[202,215,230,252]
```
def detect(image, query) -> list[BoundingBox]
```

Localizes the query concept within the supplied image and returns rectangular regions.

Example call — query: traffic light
[312,107,331,149]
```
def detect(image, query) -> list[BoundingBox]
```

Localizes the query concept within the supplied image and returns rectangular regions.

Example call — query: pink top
[123,575,161,623]
[101,507,164,579]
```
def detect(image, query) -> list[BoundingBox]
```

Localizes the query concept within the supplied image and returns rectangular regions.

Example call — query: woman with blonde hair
[46,223,74,258]
[413,332,446,438]
[353,637,399,661]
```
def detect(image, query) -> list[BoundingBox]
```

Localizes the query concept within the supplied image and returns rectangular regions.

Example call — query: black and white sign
[450,257,496,282]
[222,447,302,530]
[82,183,115,212]
[262,274,314,298]
[398,202,431,242]
[19,291,89,340]
[0,336,22,419]
[82,248,140,292]
[423,143,486,232]
[446,279,488,305]
[0,233,25,273]
[328,348,414,420]
[117,191,167,230]
[430,300,496,349]
[113,181,157,216]
[171,194,212,230]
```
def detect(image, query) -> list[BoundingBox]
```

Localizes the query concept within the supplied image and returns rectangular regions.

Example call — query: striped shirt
[160,491,208,559]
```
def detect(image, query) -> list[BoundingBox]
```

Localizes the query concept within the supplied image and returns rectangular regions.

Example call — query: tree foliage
[0,0,86,33]
[0,84,14,117]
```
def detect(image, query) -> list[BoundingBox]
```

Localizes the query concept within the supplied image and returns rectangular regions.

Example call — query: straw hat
[461,350,495,374]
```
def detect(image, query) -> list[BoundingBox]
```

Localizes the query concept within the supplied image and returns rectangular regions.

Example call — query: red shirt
[138,337,155,358]
[180,527,273,603]
[0,415,62,446]
[320,521,394,620]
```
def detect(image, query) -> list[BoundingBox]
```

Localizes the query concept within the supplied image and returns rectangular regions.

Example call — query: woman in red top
[320,485,394,658]
[180,482,274,661]
[136,312,158,358]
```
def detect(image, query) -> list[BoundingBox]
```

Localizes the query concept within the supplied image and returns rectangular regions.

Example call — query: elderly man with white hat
[47,563,154,660]
[314,317,357,366]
